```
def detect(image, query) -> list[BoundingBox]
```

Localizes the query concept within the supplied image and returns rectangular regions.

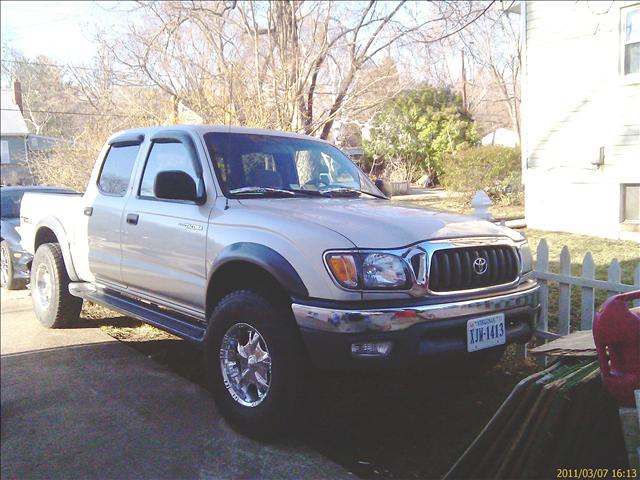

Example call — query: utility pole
[461,49,467,114]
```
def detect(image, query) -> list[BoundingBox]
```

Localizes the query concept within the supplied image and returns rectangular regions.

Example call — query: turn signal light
[327,254,358,288]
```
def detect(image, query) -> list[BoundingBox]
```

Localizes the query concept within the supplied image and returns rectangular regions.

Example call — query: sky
[0,0,472,89]
[1,1,131,65]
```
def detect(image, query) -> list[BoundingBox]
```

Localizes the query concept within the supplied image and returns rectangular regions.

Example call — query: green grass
[522,229,639,333]
[396,197,524,221]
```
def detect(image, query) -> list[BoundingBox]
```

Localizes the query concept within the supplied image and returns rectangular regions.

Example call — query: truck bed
[18,191,84,256]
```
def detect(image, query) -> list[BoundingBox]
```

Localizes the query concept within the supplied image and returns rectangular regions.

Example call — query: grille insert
[428,245,519,292]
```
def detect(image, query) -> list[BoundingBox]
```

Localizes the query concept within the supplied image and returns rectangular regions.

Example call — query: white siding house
[521,1,640,241]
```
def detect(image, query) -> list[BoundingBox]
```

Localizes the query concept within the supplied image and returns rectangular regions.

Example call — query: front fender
[210,242,309,298]
[33,217,80,281]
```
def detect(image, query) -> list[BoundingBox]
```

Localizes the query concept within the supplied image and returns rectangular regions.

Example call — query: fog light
[351,341,392,357]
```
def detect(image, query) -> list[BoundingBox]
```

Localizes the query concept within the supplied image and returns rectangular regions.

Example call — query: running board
[69,282,206,345]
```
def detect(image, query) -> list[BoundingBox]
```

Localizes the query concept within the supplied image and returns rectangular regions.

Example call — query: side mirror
[154,170,201,202]
[375,179,392,197]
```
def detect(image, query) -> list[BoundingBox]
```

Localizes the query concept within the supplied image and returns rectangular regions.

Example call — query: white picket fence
[531,238,640,344]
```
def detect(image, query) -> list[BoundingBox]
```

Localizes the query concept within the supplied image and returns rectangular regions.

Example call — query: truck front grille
[428,245,519,293]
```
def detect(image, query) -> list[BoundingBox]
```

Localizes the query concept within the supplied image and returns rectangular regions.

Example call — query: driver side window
[139,142,199,198]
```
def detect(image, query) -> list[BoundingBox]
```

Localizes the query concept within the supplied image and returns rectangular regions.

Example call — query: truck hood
[238,198,522,248]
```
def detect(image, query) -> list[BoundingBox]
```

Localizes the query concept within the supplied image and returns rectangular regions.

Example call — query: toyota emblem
[473,257,488,275]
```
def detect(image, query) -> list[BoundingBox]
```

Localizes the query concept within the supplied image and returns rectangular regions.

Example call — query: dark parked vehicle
[1,186,76,290]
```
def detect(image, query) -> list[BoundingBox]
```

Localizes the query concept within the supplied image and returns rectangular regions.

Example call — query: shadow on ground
[2,338,347,480]
[95,316,536,479]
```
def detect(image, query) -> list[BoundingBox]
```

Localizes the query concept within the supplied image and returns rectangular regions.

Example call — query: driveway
[0,289,349,479]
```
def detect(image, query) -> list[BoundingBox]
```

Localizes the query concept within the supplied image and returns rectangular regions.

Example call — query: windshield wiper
[287,188,324,197]
[319,187,388,200]
[229,187,296,197]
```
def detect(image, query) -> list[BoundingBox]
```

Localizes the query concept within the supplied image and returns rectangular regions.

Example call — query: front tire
[31,243,83,328]
[205,290,307,438]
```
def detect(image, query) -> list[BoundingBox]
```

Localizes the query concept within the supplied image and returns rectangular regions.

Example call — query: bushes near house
[441,145,522,204]
[363,85,478,183]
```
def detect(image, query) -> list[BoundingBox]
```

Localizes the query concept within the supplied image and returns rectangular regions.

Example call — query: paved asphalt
[1,289,349,479]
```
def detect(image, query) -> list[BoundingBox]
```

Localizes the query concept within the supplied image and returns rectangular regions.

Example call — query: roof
[0,89,29,136]
[107,124,332,145]
[481,128,519,148]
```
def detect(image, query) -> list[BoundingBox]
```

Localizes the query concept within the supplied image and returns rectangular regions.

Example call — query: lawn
[522,229,639,334]
[395,195,525,221]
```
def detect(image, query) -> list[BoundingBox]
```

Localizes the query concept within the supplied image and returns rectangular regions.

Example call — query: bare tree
[102,0,487,139]
[456,3,521,140]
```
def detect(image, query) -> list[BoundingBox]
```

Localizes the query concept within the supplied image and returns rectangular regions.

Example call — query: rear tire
[205,289,308,438]
[31,243,83,328]
[1,240,23,290]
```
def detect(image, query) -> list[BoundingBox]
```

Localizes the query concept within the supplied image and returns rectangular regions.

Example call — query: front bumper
[292,282,540,369]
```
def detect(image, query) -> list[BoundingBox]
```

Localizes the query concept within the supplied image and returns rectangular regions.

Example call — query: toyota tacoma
[19,125,539,434]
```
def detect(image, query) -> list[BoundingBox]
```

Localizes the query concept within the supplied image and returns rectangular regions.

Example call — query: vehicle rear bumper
[292,283,539,370]
[11,249,32,280]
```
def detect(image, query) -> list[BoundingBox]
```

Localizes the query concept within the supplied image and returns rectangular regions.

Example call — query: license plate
[466,313,506,352]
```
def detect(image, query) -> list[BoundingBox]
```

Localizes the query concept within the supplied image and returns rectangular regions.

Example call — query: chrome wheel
[0,246,8,288]
[219,323,272,407]
[33,263,53,310]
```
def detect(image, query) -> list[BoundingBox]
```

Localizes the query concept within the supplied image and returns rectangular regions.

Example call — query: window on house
[622,4,640,76]
[1,141,10,164]
[622,184,640,222]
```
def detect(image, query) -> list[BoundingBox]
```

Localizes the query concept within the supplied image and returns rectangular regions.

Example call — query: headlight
[518,241,533,274]
[326,251,410,290]
[362,253,408,288]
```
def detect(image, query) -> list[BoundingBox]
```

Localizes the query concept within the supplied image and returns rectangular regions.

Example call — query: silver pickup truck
[19,125,539,435]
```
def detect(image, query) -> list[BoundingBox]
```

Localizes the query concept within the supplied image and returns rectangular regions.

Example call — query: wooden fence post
[558,246,571,336]
[536,239,549,334]
[581,252,595,330]
[607,259,622,299]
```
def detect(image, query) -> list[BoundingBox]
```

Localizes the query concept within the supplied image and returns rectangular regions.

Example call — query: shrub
[441,145,522,204]
[364,85,479,183]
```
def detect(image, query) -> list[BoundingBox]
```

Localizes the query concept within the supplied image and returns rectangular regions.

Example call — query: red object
[593,290,640,407]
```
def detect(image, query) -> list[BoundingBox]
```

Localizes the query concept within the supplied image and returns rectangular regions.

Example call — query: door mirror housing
[154,170,202,203]
[375,179,392,197]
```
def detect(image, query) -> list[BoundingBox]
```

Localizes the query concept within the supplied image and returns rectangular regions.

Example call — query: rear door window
[97,145,140,196]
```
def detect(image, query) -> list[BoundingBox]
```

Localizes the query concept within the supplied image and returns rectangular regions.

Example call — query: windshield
[203,132,383,198]
[0,190,25,219]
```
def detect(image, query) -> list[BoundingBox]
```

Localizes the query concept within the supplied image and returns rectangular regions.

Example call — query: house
[481,128,519,148]
[163,99,204,125]
[1,82,60,186]
[1,86,32,185]
[518,1,640,240]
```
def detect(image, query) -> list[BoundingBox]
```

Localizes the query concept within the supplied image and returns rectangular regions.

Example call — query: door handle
[84,207,93,216]
[126,213,139,225]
